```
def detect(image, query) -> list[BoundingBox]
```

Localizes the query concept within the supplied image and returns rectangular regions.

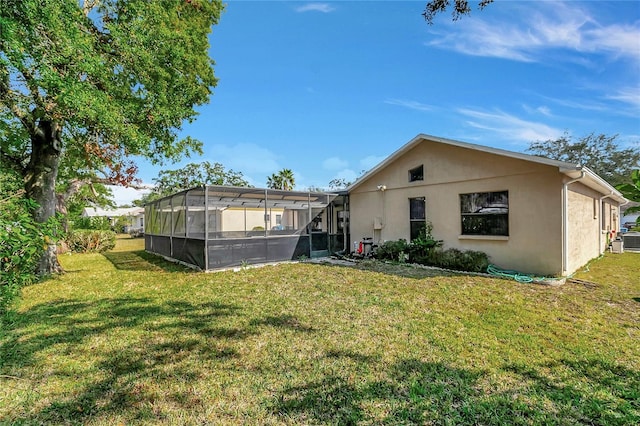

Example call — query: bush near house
[64,230,116,253]
[374,223,489,273]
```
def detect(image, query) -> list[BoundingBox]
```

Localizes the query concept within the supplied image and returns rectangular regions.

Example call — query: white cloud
[108,185,152,207]
[295,3,335,13]
[536,106,552,116]
[426,2,640,64]
[457,108,564,144]
[522,104,553,117]
[333,168,358,183]
[385,98,435,112]
[607,86,640,109]
[540,95,610,113]
[359,155,385,171]
[322,156,349,170]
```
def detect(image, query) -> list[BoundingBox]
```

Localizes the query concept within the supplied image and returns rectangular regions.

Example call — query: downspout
[562,171,585,275]
[598,192,614,255]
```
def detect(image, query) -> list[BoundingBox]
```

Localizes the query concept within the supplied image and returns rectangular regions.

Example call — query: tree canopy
[267,169,295,191]
[527,133,640,188]
[0,0,223,274]
[423,0,493,24]
[147,161,250,201]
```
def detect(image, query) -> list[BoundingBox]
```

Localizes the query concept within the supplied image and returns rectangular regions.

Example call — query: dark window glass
[409,165,424,182]
[409,197,425,240]
[460,191,509,236]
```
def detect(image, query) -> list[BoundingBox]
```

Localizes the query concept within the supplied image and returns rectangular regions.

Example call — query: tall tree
[0,0,223,275]
[423,0,493,24]
[527,133,640,187]
[151,161,250,198]
[267,168,295,191]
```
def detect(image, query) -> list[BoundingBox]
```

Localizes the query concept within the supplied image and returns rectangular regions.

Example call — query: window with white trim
[409,197,426,240]
[460,191,509,236]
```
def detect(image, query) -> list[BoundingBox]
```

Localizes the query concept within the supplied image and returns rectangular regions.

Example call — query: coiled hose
[487,264,535,283]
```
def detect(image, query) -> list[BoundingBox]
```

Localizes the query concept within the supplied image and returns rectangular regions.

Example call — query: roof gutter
[562,170,585,275]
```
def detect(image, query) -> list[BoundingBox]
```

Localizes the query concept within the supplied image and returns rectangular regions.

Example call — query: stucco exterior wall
[220,208,284,232]
[350,141,567,275]
[565,183,604,274]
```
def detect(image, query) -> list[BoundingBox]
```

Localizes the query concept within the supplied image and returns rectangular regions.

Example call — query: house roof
[149,186,339,211]
[82,207,144,217]
[348,134,627,204]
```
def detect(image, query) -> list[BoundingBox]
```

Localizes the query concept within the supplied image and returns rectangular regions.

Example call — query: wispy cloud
[457,108,564,144]
[322,156,349,170]
[522,104,553,117]
[359,155,385,171]
[607,86,640,109]
[385,98,435,112]
[426,2,640,64]
[295,3,335,13]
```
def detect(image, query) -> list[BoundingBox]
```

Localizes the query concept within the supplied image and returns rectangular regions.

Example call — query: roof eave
[347,134,628,204]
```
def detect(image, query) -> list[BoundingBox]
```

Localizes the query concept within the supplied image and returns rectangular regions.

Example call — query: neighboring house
[348,134,627,276]
[82,206,145,232]
[621,202,639,229]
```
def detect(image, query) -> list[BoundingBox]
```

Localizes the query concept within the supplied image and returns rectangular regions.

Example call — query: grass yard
[1,236,639,425]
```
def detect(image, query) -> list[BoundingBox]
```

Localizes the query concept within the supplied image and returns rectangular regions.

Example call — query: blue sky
[113,0,640,204]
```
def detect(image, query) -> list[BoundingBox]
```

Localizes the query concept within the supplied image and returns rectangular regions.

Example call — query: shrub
[374,239,410,262]
[426,248,490,273]
[65,230,116,253]
[0,195,57,313]
[407,222,443,263]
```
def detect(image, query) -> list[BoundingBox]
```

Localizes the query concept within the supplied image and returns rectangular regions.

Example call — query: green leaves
[1,0,223,184]
[143,161,251,201]
[0,192,59,312]
[616,170,640,214]
[527,133,640,187]
[267,169,296,190]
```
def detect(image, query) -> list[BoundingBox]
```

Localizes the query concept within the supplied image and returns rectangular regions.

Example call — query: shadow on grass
[102,250,195,273]
[0,297,246,423]
[633,297,640,303]
[269,357,640,425]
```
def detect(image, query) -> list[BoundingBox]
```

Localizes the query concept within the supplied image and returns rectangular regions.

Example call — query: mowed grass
[1,237,639,425]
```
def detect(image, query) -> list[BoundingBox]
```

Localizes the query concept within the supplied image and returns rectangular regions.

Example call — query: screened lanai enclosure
[144,186,349,270]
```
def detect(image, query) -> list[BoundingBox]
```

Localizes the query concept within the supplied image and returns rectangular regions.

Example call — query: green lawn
[1,237,639,425]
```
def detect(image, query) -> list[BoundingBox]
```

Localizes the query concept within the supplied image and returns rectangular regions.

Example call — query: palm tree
[267,169,295,190]
[279,168,295,191]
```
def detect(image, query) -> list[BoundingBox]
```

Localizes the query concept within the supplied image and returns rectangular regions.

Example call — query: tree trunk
[24,119,64,276]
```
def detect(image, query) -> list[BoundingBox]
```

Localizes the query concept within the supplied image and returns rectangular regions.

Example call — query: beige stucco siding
[350,141,566,275]
[566,183,602,274]
[220,208,284,232]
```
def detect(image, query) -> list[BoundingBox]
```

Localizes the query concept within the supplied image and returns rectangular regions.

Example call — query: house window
[460,191,509,236]
[409,197,426,240]
[408,165,424,182]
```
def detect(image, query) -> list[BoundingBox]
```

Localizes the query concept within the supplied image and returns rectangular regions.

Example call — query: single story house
[82,206,145,232]
[348,134,627,276]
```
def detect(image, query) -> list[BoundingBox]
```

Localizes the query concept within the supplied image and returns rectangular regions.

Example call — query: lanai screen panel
[144,186,337,270]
